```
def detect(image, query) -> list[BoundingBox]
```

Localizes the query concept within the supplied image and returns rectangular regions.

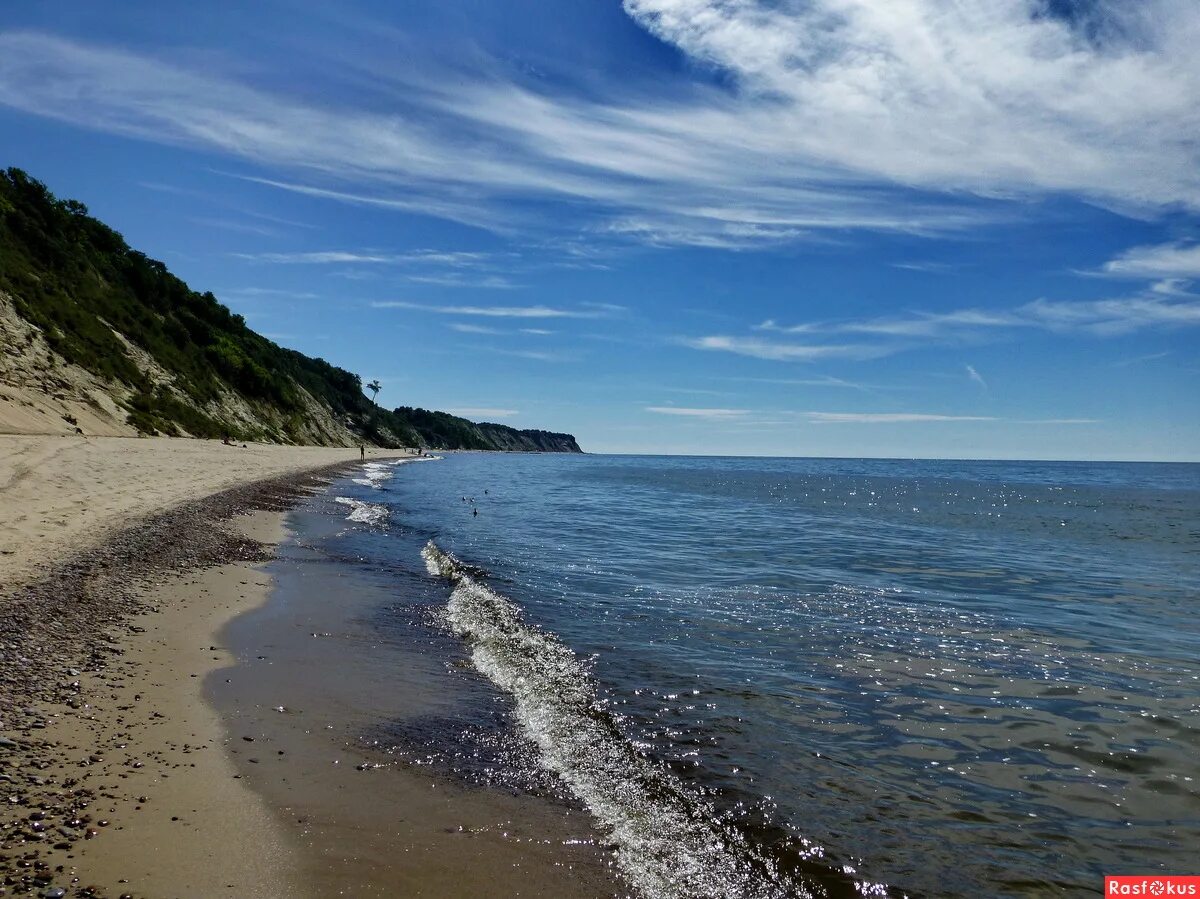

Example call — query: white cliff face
[0,291,132,437]
[0,290,363,444]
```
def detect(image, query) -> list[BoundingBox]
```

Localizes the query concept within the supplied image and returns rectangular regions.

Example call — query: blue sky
[1,0,1197,460]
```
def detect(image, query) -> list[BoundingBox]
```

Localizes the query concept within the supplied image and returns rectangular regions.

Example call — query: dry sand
[0,435,381,587]
[0,435,400,897]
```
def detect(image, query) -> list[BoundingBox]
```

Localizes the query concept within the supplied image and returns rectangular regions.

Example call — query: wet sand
[0,437,388,895]
[208,505,625,897]
[47,512,301,897]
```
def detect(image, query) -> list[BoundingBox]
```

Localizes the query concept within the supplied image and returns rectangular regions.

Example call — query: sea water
[322,453,1200,897]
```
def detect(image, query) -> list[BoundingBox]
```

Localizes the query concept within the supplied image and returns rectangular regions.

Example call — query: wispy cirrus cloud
[891,261,959,274]
[681,335,885,362]
[235,248,522,288]
[807,412,997,424]
[698,285,1200,363]
[404,273,517,289]
[449,323,556,336]
[373,300,608,319]
[806,412,1100,425]
[1016,418,1102,425]
[489,348,574,362]
[235,249,493,265]
[1101,242,1200,279]
[449,323,503,335]
[966,365,988,390]
[720,375,884,391]
[756,309,1015,339]
[643,407,1099,425]
[2,0,1199,248]
[1113,350,1172,367]
[1019,292,1200,335]
[645,406,749,419]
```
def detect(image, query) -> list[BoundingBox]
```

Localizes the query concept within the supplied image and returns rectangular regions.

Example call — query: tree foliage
[0,168,579,451]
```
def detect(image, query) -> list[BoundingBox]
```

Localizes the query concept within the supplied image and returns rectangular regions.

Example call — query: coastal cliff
[0,168,581,452]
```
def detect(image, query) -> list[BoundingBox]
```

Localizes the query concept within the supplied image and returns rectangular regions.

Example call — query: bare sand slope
[0,435,380,586]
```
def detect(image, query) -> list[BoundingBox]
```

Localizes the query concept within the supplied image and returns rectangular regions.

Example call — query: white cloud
[966,365,988,389]
[1101,242,1200,279]
[446,407,519,419]
[449,323,503,334]
[1020,293,1200,335]
[759,309,1017,338]
[493,349,574,362]
[730,286,1200,355]
[3,6,1199,247]
[372,301,605,319]
[624,0,1200,210]
[1015,418,1101,425]
[450,323,556,336]
[235,250,492,265]
[891,261,958,274]
[721,375,879,390]
[807,412,997,424]
[805,412,1099,424]
[238,251,398,264]
[404,273,516,289]
[1113,350,1172,367]
[236,246,517,287]
[645,406,749,419]
[682,335,884,361]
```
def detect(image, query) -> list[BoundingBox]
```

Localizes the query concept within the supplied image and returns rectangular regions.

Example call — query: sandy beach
[0,435,397,896]
[0,435,385,587]
[0,436,623,899]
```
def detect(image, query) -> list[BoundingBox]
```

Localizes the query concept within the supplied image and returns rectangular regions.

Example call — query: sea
[282,453,1200,898]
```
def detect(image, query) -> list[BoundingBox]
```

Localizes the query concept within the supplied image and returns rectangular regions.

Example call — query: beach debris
[0,463,366,888]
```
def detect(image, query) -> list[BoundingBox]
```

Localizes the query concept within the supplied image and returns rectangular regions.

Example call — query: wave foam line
[334,496,389,526]
[422,541,808,899]
[353,454,442,487]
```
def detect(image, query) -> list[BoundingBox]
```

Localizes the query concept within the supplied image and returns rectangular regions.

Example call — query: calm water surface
[324,454,1200,898]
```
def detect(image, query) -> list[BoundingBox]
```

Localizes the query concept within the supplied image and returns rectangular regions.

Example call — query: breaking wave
[352,455,442,488]
[421,540,822,899]
[334,496,390,526]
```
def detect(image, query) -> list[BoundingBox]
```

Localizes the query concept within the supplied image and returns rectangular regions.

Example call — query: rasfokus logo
[1106,877,1200,896]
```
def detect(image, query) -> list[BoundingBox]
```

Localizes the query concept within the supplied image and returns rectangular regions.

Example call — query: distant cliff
[391,407,582,452]
[476,425,582,453]
[0,167,582,453]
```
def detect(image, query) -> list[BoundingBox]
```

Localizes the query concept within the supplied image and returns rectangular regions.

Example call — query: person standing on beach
[360,444,365,461]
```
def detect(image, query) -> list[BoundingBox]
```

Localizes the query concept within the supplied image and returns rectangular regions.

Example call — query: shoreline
[0,435,399,588]
[1,442,624,898]
[207,485,626,898]
[0,448,397,897]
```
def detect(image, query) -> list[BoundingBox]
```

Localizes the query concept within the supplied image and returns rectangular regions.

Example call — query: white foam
[353,461,394,489]
[334,496,390,526]
[353,454,442,486]
[422,541,806,899]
